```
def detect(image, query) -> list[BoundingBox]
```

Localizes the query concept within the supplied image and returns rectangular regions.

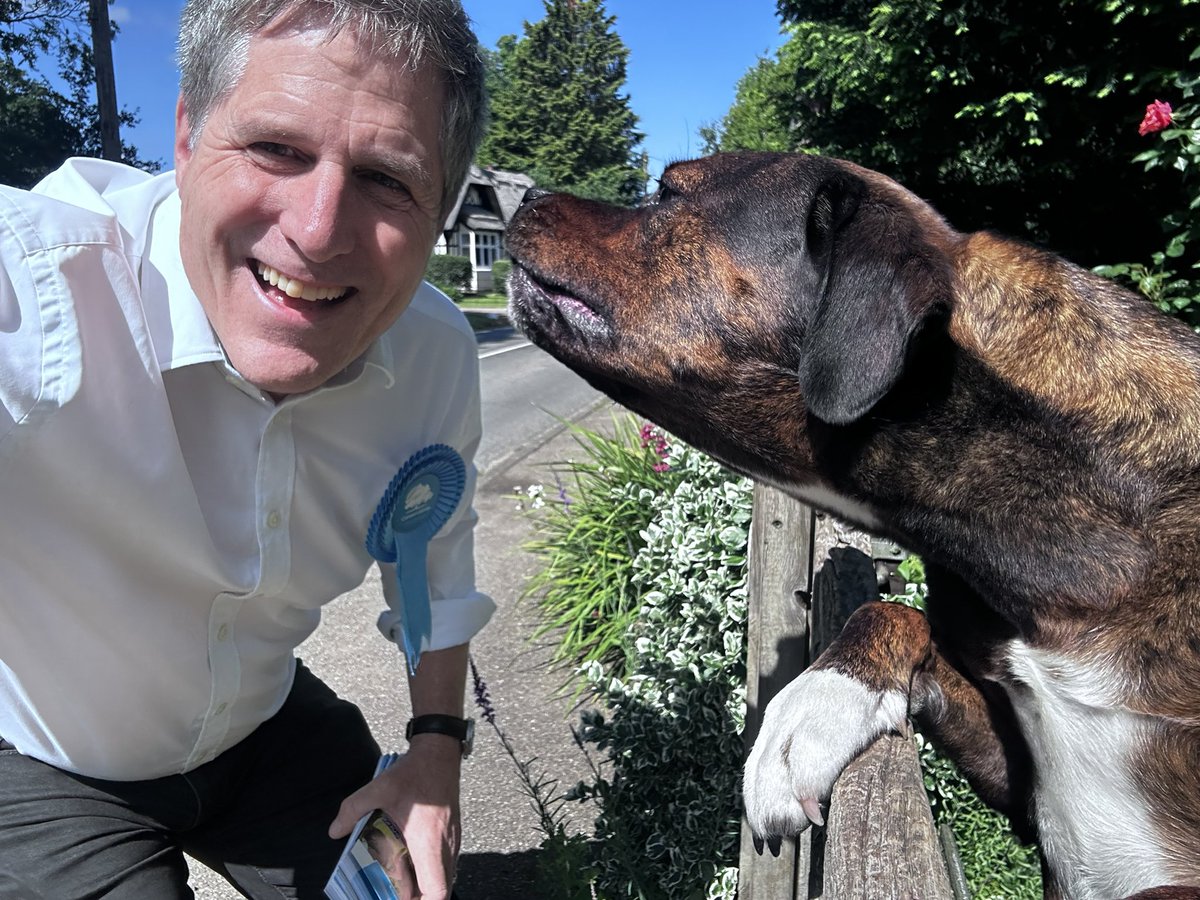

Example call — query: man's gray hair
[177,0,486,214]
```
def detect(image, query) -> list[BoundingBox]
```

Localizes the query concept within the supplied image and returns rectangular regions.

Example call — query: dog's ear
[797,173,948,425]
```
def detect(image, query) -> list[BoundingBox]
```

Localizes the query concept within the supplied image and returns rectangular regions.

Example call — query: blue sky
[102,1,788,183]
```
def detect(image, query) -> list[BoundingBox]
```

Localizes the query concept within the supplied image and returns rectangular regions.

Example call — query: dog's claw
[752,834,764,855]
[767,835,782,857]
[801,797,825,827]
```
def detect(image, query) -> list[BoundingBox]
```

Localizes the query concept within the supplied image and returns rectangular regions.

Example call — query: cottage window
[475,232,500,268]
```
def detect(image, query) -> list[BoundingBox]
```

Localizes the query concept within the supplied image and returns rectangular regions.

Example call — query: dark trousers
[0,662,381,900]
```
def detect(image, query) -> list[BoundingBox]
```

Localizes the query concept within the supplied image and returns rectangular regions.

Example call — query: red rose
[1138,99,1173,136]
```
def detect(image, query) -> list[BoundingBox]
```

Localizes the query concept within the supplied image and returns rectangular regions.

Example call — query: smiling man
[0,2,491,899]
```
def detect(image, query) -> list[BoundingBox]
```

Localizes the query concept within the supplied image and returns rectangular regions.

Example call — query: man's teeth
[256,262,348,302]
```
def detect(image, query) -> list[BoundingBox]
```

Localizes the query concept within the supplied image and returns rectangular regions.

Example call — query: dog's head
[505,152,959,485]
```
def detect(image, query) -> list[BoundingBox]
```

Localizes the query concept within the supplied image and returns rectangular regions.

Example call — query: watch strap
[405,714,473,757]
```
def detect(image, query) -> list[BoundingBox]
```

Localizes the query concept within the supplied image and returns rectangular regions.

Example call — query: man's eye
[361,170,410,195]
[250,142,298,159]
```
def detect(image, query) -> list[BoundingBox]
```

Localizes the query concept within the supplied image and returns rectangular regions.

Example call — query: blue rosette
[366,444,466,673]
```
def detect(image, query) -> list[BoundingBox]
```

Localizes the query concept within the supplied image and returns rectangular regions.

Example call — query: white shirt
[0,159,494,780]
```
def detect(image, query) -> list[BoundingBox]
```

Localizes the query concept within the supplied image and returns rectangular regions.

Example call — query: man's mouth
[254,261,352,303]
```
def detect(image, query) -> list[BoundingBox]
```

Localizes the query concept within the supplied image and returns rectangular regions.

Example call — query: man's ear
[797,174,950,425]
[174,95,194,185]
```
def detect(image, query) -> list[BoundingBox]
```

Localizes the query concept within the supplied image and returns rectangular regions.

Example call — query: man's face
[174,21,445,396]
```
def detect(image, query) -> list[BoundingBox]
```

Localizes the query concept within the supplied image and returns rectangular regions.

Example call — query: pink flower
[1138,99,1173,136]
[639,422,671,473]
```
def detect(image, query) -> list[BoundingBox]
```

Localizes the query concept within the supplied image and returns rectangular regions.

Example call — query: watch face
[462,719,475,757]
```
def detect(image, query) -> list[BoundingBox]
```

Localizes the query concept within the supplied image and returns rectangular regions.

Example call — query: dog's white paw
[744,669,907,842]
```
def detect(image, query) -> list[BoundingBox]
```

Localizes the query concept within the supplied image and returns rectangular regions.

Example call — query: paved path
[188,400,620,899]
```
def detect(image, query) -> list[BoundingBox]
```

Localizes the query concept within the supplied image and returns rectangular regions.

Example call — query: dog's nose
[521,187,552,204]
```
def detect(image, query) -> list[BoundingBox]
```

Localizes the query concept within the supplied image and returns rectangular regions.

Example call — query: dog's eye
[646,181,679,207]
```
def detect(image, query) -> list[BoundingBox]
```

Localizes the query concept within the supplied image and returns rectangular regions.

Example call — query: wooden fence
[737,484,968,900]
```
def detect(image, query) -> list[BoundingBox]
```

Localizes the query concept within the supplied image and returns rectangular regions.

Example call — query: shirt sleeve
[0,211,22,445]
[0,186,87,453]
[376,312,495,656]
[377,492,495,653]
[0,163,150,449]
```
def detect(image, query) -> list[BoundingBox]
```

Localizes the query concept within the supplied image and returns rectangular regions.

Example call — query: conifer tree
[478,0,646,205]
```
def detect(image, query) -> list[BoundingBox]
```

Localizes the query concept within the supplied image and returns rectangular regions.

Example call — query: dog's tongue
[552,294,600,323]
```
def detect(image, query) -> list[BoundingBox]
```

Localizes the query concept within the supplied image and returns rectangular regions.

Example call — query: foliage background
[516,423,750,900]
[1097,61,1200,324]
[568,441,750,900]
[518,419,681,682]
[424,253,473,301]
[706,0,1196,265]
[476,0,647,205]
[1,0,156,186]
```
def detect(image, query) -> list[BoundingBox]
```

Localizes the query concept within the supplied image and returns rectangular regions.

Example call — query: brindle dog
[504,152,1200,900]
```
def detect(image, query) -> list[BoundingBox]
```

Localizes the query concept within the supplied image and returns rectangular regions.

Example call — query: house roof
[442,164,536,232]
[462,206,505,231]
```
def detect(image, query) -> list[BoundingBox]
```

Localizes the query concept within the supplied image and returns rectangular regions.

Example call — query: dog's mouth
[507,265,613,347]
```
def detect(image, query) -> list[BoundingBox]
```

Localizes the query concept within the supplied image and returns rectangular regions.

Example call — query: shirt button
[266,510,282,529]
[215,702,227,715]
[217,625,229,641]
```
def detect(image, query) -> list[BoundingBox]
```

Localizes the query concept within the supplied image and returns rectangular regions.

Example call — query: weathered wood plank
[739,488,952,899]
[940,823,972,900]
[823,729,954,900]
[738,484,815,899]
[809,516,952,899]
[809,529,877,658]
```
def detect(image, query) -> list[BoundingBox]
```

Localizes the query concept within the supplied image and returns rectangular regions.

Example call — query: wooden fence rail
[738,484,957,899]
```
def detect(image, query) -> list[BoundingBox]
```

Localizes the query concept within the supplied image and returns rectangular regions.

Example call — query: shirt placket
[185,396,297,769]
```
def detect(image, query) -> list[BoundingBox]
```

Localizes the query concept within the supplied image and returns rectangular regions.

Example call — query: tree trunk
[88,0,120,161]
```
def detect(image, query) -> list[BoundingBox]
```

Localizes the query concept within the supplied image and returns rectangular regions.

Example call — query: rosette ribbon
[366,444,465,673]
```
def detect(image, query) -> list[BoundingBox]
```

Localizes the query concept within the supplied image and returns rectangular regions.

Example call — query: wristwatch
[405,714,475,758]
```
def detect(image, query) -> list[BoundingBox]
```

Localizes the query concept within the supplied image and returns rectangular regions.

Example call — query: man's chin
[225,350,332,399]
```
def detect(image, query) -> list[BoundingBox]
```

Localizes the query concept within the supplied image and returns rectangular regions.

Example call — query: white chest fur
[1003,641,1169,899]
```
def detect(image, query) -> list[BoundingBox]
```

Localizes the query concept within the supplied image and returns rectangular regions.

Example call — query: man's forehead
[232,22,445,133]
[252,6,419,69]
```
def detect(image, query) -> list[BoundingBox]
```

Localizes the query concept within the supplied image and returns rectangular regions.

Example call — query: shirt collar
[358,331,396,389]
[142,189,225,372]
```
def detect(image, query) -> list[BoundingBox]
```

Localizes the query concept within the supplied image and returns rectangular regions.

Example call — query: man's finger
[328,789,371,840]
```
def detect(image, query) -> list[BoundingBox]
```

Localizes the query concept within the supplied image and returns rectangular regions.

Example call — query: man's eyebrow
[228,114,304,146]
[366,150,434,189]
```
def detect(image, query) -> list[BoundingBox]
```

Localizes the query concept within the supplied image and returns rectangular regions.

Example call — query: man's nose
[280,164,355,262]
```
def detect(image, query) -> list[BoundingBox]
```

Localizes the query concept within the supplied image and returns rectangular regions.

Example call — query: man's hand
[330,643,470,898]
[329,739,462,899]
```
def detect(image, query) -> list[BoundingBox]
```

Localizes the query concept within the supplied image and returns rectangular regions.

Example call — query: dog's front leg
[910,644,1034,834]
[743,598,1041,846]
[743,600,928,842]
[912,569,1037,835]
